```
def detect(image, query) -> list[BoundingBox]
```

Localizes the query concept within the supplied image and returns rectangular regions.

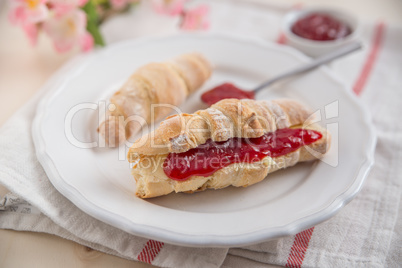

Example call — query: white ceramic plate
[32,34,376,247]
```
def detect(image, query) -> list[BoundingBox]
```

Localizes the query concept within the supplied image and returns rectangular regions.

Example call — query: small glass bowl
[282,7,360,57]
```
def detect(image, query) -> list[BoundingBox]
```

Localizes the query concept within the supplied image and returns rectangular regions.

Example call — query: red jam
[163,128,322,181]
[201,83,255,106]
[292,13,352,41]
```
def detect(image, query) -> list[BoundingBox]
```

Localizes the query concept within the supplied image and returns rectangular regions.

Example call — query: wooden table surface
[1,0,401,267]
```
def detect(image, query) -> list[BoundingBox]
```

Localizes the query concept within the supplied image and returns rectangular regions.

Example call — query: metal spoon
[253,42,362,92]
[201,42,362,105]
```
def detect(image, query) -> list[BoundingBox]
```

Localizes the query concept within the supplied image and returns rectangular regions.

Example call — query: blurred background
[1,0,401,126]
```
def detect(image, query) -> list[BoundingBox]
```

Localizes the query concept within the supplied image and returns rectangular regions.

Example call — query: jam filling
[292,13,352,41]
[163,128,322,181]
[201,83,255,106]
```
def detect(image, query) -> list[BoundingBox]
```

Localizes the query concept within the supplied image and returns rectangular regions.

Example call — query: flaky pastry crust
[128,98,313,156]
[128,99,331,198]
[98,53,212,146]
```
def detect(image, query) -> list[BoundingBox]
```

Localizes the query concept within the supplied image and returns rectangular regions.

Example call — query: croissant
[98,53,212,146]
[128,98,331,198]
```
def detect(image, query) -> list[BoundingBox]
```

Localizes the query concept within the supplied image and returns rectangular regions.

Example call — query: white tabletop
[0,0,401,266]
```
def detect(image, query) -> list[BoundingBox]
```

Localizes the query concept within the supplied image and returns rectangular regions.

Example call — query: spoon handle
[253,42,362,93]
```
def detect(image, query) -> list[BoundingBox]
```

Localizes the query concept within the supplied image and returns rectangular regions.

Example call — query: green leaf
[82,0,105,46]
[92,0,108,5]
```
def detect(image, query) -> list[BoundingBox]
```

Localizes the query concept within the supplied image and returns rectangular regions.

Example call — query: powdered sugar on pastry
[98,53,212,146]
[128,98,330,198]
[204,108,232,141]
[128,98,314,156]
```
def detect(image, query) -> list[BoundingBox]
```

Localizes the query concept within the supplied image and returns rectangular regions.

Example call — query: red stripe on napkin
[283,20,385,268]
[137,240,164,264]
[353,22,386,95]
[276,33,287,45]
[285,227,315,268]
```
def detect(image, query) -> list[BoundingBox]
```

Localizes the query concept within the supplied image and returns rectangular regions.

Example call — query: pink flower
[43,9,94,53]
[9,0,49,25]
[80,31,94,52]
[22,23,40,45]
[77,0,88,6]
[110,0,126,9]
[110,0,128,10]
[48,0,89,15]
[180,5,209,31]
[151,0,187,16]
[48,0,88,7]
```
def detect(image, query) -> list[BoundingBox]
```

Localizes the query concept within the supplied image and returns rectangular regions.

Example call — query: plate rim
[32,33,377,247]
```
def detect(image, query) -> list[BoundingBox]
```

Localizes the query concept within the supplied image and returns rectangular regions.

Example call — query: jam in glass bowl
[282,8,359,57]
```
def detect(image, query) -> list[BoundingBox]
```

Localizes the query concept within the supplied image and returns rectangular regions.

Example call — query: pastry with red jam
[128,98,331,198]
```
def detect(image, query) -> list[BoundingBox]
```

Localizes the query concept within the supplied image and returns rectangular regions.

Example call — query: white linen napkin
[1,1,401,267]
[0,60,229,266]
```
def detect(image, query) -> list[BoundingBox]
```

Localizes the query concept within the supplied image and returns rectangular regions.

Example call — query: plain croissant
[98,53,212,146]
[128,98,331,198]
